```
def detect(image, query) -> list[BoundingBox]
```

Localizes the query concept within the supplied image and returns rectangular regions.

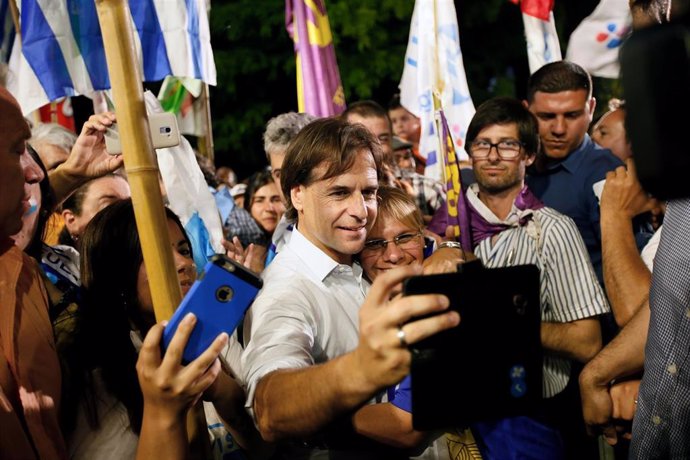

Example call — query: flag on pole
[511,0,562,74]
[7,0,216,116]
[285,0,345,117]
[436,107,472,250]
[565,0,631,78]
[399,0,475,182]
[145,91,224,275]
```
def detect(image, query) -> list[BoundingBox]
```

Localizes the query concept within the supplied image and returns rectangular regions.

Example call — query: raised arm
[250,265,459,442]
[49,112,123,203]
[135,314,227,460]
[600,159,657,327]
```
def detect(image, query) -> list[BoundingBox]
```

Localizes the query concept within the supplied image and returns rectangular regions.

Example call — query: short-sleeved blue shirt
[526,135,622,284]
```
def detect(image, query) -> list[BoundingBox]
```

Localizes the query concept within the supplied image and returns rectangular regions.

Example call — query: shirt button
[652,415,662,425]
[667,363,678,375]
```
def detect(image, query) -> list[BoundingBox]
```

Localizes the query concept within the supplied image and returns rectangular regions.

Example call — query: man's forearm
[48,167,89,205]
[541,318,602,363]
[580,302,649,388]
[601,212,652,327]
[252,351,378,442]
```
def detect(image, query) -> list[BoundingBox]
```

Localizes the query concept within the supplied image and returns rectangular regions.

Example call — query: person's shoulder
[536,207,582,237]
[585,143,623,173]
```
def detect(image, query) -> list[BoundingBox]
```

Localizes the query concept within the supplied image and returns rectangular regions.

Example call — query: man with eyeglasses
[464,96,609,457]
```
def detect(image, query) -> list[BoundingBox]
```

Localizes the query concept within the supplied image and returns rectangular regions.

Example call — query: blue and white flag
[516,0,562,75]
[145,90,224,275]
[565,0,631,79]
[399,0,475,182]
[7,0,216,115]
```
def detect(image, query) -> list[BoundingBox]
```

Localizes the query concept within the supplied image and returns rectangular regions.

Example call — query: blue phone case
[162,254,263,363]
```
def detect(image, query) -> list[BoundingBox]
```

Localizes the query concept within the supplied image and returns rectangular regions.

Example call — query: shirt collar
[467,183,536,226]
[540,134,592,174]
[288,227,363,283]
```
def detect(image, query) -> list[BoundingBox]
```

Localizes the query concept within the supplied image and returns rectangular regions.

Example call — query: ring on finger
[397,326,408,348]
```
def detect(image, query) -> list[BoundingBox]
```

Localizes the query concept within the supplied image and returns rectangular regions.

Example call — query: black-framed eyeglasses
[362,232,423,253]
[469,139,524,159]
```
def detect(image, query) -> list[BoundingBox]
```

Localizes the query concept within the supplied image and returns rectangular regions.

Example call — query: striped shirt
[470,189,609,398]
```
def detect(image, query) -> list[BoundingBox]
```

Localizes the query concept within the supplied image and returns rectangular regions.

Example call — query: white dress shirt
[241,228,368,419]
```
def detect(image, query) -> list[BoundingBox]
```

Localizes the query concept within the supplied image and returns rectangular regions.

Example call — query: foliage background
[209,0,621,180]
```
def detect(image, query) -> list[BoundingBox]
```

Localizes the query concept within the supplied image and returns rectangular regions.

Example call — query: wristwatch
[438,241,463,250]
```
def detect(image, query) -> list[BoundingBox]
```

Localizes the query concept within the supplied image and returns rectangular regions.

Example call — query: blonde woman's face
[360,213,424,281]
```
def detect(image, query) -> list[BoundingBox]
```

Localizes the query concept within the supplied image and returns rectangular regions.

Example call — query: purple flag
[285,0,346,117]
[439,108,472,251]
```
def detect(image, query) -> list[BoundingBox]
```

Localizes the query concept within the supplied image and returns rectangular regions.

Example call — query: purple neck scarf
[467,185,545,247]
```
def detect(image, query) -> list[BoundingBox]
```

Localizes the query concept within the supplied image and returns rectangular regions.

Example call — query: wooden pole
[94,1,210,457]
[197,83,215,161]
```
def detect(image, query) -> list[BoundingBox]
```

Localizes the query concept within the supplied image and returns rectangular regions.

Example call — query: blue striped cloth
[7,0,216,114]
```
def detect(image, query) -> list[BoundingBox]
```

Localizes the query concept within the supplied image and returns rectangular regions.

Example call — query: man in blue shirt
[524,60,624,286]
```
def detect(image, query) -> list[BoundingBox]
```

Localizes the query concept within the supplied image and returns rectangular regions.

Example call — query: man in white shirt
[242,117,459,458]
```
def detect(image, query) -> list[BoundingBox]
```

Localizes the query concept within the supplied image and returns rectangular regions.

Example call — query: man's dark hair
[343,100,389,121]
[526,60,593,103]
[465,97,540,157]
[281,118,383,221]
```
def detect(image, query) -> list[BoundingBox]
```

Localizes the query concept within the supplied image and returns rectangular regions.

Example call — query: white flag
[522,11,562,74]
[565,0,632,79]
[399,0,475,181]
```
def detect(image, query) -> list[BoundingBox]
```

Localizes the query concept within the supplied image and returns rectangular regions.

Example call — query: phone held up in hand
[162,254,263,363]
[104,112,181,155]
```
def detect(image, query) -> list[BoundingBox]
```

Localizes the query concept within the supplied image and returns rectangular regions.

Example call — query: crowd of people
[1,0,689,459]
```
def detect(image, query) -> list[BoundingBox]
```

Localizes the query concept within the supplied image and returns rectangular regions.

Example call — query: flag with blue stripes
[7,0,216,115]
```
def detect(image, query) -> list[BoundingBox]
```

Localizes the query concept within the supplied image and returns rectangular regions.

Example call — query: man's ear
[291,185,305,213]
[525,153,537,167]
[588,97,597,120]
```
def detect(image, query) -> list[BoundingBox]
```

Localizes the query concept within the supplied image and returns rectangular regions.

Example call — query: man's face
[345,113,392,159]
[591,108,632,161]
[291,150,379,264]
[394,148,415,172]
[528,89,594,160]
[471,123,534,195]
[0,94,41,238]
[268,148,287,203]
[389,107,421,144]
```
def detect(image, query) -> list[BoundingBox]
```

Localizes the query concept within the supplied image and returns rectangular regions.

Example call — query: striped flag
[285,0,345,117]
[145,90,224,275]
[7,0,216,116]
[511,0,562,74]
[399,0,475,182]
[565,0,631,78]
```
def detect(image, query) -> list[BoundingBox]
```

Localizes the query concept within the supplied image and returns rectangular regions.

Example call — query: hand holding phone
[162,254,263,363]
[105,112,181,154]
